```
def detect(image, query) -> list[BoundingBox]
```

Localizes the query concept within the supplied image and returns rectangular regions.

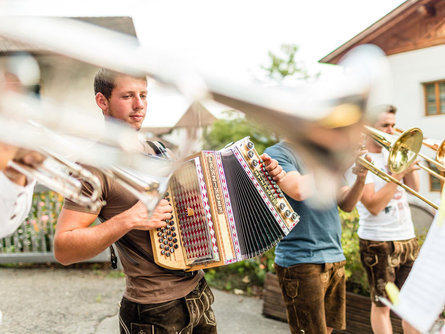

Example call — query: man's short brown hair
[94,68,118,99]
[94,69,146,99]
[372,104,397,115]
[367,104,397,126]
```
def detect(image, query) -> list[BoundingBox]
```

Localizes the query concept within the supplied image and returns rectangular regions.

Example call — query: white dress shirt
[0,171,36,238]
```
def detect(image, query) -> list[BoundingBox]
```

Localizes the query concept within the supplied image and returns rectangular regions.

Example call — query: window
[423,81,445,116]
[428,161,444,192]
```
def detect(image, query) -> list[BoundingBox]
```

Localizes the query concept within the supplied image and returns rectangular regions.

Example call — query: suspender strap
[109,244,118,269]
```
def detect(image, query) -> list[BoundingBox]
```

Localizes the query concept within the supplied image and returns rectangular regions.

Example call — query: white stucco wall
[374,45,445,211]
[35,55,101,126]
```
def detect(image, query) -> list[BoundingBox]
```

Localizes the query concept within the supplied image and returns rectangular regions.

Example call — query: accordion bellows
[150,137,299,271]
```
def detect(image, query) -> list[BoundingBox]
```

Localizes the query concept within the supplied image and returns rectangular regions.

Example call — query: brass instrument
[110,166,167,213]
[360,126,439,210]
[357,156,439,210]
[0,17,387,209]
[364,125,423,173]
[396,128,445,173]
[0,90,173,214]
[8,150,104,211]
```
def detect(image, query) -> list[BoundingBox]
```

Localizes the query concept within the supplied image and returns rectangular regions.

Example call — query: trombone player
[346,104,420,334]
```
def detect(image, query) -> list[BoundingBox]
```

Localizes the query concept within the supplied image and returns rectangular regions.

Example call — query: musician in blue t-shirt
[264,141,368,334]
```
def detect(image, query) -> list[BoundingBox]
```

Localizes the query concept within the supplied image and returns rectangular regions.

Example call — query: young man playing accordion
[54,69,286,333]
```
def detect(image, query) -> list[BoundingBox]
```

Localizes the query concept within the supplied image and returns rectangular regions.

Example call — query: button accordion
[149,137,299,271]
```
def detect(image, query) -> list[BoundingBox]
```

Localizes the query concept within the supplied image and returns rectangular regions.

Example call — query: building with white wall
[321,0,445,221]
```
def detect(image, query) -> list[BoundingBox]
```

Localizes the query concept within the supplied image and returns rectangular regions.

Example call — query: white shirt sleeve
[0,171,36,238]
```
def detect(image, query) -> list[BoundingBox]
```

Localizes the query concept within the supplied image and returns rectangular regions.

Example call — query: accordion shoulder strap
[146,140,169,159]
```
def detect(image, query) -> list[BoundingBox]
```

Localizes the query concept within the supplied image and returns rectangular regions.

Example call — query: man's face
[374,112,396,135]
[103,75,148,130]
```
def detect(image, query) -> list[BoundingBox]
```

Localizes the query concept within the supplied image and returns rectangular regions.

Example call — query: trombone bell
[365,126,423,174]
[436,140,445,172]
[389,128,423,174]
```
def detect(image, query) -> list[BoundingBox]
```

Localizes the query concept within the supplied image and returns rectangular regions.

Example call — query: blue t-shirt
[264,142,345,267]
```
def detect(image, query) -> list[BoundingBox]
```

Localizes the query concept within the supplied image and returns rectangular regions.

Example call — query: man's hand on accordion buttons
[129,199,172,231]
[260,153,286,183]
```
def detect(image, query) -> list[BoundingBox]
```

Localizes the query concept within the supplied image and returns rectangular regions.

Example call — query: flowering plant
[0,191,63,254]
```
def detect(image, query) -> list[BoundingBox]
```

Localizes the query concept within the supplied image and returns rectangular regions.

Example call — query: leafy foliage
[339,208,369,296]
[261,43,317,82]
[202,110,279,153]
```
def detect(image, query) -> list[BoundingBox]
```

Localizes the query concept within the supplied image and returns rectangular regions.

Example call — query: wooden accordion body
[149,137,299,271]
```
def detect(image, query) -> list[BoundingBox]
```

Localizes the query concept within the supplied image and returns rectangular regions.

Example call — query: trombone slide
[357,156,439,210]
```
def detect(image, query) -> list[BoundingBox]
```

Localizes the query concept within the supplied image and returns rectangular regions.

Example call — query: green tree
[261,43,316,81]
[204,43,313,153]
[202,110,278,154]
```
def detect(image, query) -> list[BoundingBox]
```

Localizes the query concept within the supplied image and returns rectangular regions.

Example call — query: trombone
[364,126,422,173]
[359,126,439,210]
[357,157,439,210]
[396,128,445,173]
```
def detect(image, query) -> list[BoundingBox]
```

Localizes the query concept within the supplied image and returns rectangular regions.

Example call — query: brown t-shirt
[63,166,203,304]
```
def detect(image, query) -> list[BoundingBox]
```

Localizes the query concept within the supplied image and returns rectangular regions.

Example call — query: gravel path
[0,267,290,334]
[0,267,125,334]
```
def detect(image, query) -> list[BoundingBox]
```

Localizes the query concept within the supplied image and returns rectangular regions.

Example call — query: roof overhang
[320,0,436,64]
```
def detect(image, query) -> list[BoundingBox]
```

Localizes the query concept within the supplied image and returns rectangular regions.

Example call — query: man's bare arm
[277,170,315,202]
[54,200,171,265]
[360,162,419,216]
[337,156,369,212]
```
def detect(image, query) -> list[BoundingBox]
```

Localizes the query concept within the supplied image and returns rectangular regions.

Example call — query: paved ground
[0,267,289,334]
